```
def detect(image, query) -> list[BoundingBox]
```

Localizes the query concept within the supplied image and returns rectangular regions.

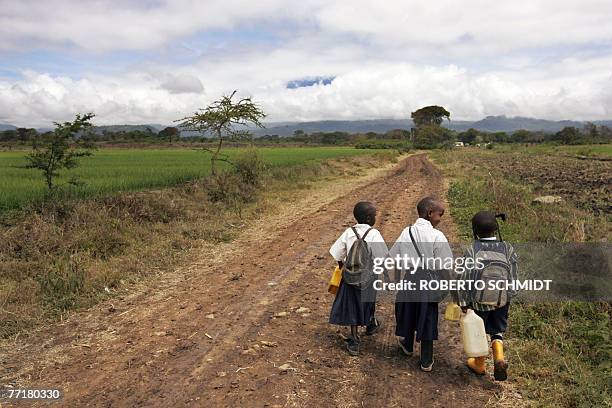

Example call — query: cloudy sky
[1,0,612,127]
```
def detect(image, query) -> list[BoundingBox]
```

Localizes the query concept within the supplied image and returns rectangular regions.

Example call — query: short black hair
[417,196,442,218]
[472,211,498,237]
[353,201,376,224]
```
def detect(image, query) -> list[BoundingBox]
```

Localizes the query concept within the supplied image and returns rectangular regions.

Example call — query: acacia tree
[26,113,95,191]
[178,91,265,175]
[158,126,179,143]
[411,105,450,127]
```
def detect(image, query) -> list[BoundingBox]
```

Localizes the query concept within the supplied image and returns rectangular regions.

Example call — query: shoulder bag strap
[408,226,425,262]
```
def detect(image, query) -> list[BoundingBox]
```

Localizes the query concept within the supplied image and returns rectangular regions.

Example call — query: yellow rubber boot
[466,356,486,375]
[492,339,508,381]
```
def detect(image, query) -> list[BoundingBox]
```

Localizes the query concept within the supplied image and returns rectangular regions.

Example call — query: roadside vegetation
[431,147,610,407]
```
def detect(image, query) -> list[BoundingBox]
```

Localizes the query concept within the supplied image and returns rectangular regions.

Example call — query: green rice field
[0,147,376,211]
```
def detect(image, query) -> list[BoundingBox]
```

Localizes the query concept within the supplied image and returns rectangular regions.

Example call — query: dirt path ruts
[1,154,501,407]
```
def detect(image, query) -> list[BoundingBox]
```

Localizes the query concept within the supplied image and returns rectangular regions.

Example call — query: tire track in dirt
[1,154,503,407]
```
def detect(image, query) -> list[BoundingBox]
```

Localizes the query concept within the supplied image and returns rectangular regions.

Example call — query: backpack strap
[351,226,373,240]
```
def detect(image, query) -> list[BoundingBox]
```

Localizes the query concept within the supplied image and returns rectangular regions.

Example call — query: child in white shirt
[390,196,453,372]
[329,201,388,356]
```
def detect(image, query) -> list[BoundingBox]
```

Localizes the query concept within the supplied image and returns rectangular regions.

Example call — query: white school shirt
[329,224,389,262]
[389,218,453,271]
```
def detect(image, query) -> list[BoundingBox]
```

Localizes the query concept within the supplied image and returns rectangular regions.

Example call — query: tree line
[0,126,182,144]
[3,112,610,149]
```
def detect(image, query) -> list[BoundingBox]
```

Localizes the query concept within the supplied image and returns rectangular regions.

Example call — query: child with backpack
[458,211,518,381]
[329,201,388,355]
[391,197,453,372]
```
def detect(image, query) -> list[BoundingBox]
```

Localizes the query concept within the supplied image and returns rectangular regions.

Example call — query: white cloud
[2,53,611,127]
[0,0,330,52]
[1,1,612,126]
[160,73,204,94]
[0,70,208,126]
[2,0,611,55]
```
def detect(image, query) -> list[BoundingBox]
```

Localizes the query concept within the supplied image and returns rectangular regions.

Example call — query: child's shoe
[365,317,381,335]
[346,337,360,356]
[492,339,508,381]
[420,340,434,372]
[466,356,486,375]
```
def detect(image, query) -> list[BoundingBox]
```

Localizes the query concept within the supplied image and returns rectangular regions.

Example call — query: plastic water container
[444,303,461,321]
[460,309,489,357]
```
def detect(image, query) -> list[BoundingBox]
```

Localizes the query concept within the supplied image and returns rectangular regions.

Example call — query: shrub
[233,149,265,188]
[206,150,265,209]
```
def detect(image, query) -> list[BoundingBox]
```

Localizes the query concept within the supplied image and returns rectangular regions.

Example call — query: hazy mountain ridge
[1,116,611,137]
[250,116,610,136]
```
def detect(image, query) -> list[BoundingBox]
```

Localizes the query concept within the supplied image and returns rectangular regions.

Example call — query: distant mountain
[451,116,584,133]
[1,123,162,134]
[91,124,161,134]
[252,116,606,136]
[250,119,411,137]
[0,123,17,131]
[2,116,611,137]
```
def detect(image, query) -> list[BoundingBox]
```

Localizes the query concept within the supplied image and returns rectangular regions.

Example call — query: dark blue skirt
[394,301,439,342]
[329,280,376,326]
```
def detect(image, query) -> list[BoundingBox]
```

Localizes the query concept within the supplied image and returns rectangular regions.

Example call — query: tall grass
[0,147,375,212]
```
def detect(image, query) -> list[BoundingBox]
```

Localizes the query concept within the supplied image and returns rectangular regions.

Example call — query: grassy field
[0,147,376,212]
[431,146,610,407]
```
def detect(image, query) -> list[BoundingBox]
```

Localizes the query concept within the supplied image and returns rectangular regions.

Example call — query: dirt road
[1,154,503,407]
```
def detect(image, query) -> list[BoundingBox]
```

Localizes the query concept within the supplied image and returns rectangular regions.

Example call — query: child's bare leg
[350,325,359,340]
[346,325,360,355]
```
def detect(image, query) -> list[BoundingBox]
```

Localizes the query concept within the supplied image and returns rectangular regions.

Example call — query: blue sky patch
[286,76,335,89]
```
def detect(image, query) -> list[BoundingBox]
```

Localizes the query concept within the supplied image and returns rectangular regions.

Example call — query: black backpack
[342,227,375,289]
[468,241,512,308]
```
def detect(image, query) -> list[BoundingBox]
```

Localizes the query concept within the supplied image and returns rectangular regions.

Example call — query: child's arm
[388,230,407,282]
[433,233,454,288]
[389,229,410,282]
[369,229,391,280]
[329,229,348,266]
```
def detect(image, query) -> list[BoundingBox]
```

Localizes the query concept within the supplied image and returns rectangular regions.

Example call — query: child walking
[458,211,518,381]
[391,197,453,372]
[329,201,388,355]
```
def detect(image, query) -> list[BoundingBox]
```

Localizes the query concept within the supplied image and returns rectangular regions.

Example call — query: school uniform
[458,237,518,340]
[390,218,453,342]
[329,224,388,326]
